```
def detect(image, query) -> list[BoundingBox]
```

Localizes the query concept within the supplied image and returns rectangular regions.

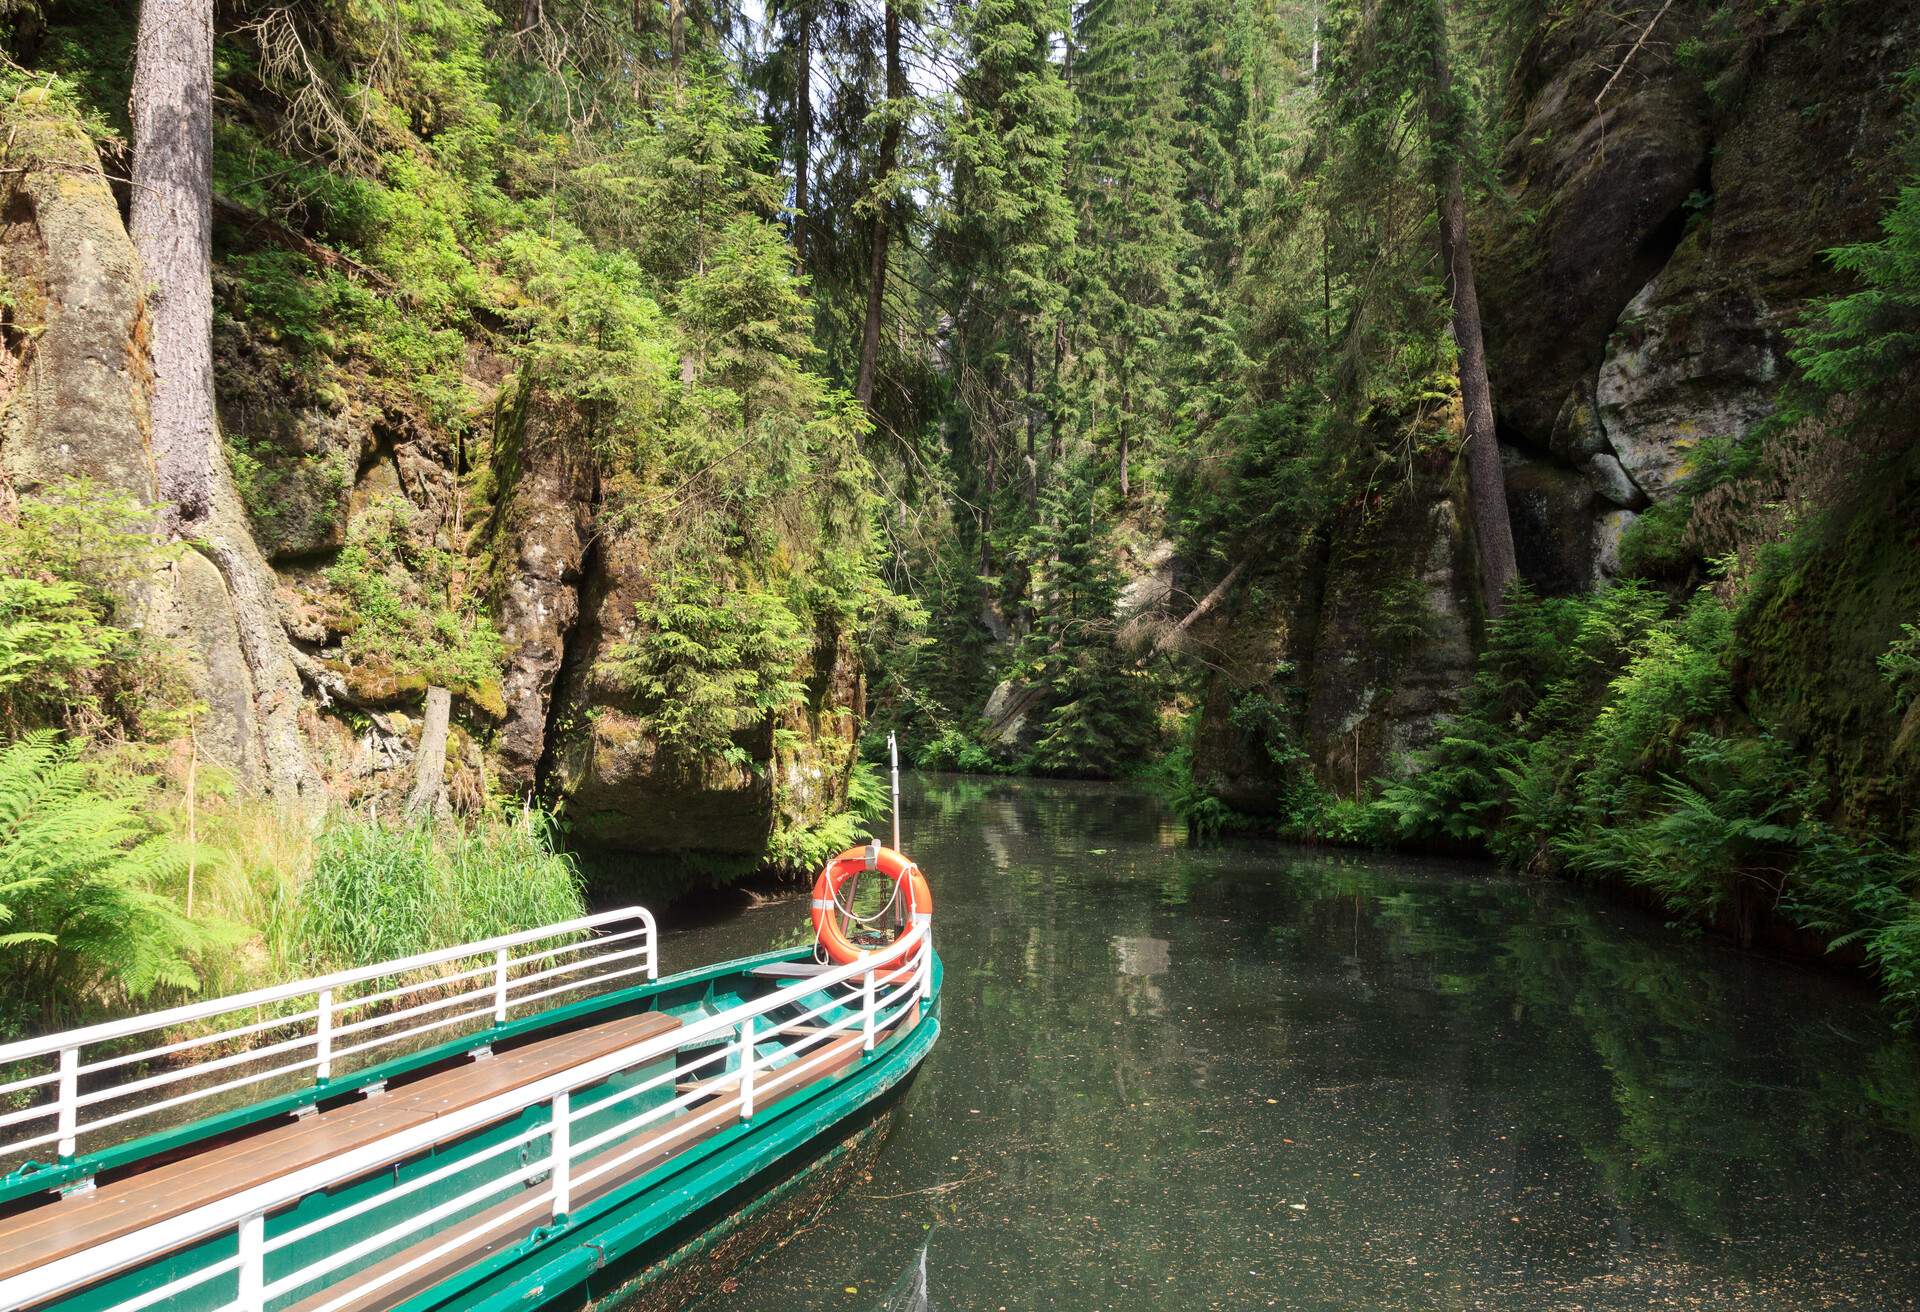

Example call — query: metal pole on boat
[889,730,901,852]
[549,1091,571,1218]
[863,967,878,1052]
[738,1017,756,1121]
[238,1211,265,1312]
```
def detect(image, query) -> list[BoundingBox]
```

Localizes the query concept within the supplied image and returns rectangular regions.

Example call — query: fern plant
[0,733,225,1010]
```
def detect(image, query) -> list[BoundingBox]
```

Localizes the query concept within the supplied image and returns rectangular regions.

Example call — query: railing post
[918,931,933,1016]
[646,917,659,981]
[237,1211,265,1312]
[862,966,877,1052]
[550,1090,571,1218]
[738,1017,756,1121]
[55,1045,78,1159]
[493,947,510,1024]
[316,987,334,1083]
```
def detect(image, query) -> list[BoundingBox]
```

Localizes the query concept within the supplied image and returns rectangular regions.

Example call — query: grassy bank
[0,732,585,1038]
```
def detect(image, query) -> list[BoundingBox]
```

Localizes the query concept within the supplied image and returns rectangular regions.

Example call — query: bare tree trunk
[407,686,452,817]
[132,0,215,526]
[668,0,686,75]
[854,0,902,415]
[1153,560,1247,654]
[1427,0,1517,615]
[1117,368,1132,499]
[792,4,812,273]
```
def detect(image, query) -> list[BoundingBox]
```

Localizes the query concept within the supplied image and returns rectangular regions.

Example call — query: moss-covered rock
[1477,0,1711,447]
[1736,448,1920,847]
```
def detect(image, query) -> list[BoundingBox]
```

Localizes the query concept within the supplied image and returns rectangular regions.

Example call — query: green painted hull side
[403,959,942,1312]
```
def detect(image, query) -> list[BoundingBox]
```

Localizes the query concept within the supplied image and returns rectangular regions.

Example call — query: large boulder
[1594,230,1781,502]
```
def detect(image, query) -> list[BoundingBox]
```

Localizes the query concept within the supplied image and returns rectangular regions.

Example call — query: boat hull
[576,1069,913,1312]
[403,968,941,1312]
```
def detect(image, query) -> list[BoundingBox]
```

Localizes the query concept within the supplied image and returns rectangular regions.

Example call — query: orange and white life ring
[810,842,932,972]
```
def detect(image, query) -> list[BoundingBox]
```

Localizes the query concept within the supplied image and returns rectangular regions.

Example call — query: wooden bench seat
[0,1010,682,1286]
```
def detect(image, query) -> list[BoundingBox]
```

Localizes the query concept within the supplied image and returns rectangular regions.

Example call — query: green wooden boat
[0,847,940,1312]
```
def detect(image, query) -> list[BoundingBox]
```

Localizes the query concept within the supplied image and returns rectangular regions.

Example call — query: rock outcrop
[488,384,597,797]
[0,109,315,803]
[1478,0,1913,592]
[1193,453,1476,810]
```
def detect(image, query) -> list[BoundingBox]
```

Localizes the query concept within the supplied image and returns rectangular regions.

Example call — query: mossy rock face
[1477,0,1914,453]
[1477,0,1711,447]
[1735,449,1920,847]
[1192,450,1476,809]
[214,331,358,560]
[553,706,776,855]
[542,509,859,864]
[1502,448,1597,596]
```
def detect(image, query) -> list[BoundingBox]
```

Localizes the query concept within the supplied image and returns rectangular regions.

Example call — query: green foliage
[325,496,504,706]
[914,727,1004,775]
[296,810,584,971]
[1017,463,1161,775]
[607,570,809,768]
[1789,179,1920,410]
[0,481,185,739]
[1152,744,1246,840]
[1379,580,1920,1023]
[0,734,230,1010]
[1881,622,1920,709]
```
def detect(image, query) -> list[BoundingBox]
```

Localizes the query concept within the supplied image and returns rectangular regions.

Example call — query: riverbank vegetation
[2,0,1918,1034]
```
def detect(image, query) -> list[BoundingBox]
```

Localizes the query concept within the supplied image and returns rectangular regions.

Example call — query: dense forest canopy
[1,0,1919,1029]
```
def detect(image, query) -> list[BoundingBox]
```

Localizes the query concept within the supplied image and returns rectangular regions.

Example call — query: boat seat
[0,1010,681,1288]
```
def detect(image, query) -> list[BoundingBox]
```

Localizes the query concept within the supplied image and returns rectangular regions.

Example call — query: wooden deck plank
[0,1011,681,1284]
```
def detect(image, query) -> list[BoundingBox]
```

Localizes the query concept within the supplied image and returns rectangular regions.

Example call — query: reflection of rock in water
[1114,935,1169,976]
[877,1243,930,1312]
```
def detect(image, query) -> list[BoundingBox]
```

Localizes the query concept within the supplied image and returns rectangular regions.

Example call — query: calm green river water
[671,773,1920,1311]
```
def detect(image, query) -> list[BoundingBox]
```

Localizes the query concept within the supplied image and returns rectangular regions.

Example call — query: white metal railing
[0,922,933,1312]
[0,908,659,1172]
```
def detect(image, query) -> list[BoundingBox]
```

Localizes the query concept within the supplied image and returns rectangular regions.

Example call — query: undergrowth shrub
[914,727,1002,774]
[0,734,231,1023]
[0,481,187,740]
[1379,580,1920,1024]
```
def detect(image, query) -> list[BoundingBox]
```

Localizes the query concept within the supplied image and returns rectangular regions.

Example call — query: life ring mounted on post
[810,841,932,973]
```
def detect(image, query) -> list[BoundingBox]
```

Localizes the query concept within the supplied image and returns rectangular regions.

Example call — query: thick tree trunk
[1427,0,1518,615]
[131,0,216,526]
[792,6,812,272]
[407,686,452,816]
[854,0,902,415]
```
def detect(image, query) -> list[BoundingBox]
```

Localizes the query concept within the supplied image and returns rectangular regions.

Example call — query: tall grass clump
[294,811,585,972]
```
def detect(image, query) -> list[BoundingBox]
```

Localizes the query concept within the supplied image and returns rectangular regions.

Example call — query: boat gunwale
[0,942,818,1207]
[390,957,944,1312]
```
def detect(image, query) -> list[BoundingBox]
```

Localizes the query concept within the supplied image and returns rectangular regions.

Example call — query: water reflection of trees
[1257,856,1920,1258]
[885,775,1920,1303]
